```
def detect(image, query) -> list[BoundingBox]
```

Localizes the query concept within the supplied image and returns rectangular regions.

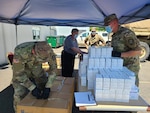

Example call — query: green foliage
[90,27,105,31]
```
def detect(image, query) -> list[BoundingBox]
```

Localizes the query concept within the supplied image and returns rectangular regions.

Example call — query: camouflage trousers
[126,65,140,87]
[12,82,29,112]
[135,73,139,87]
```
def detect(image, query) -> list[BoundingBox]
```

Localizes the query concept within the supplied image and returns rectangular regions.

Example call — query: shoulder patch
[124,31,139,49]
[128,39,135,45]
[13,58,20,63]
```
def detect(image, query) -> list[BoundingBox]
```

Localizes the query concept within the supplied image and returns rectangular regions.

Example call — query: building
[0,23,89,65]
[0,23,54,65]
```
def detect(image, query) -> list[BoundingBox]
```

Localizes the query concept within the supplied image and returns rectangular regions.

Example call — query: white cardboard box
[102,74,110,90]
[105,58,111,68]
[99,58,105,68]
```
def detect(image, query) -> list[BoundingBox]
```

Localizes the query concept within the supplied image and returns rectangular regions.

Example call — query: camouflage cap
[34,41,51,60]
[104,14,118,26]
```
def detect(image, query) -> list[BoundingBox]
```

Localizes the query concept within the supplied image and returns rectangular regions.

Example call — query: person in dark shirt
[61,28,86,77]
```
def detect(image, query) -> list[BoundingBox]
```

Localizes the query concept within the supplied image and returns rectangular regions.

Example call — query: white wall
[0,23,16,64]
[40,26,51,41]
[55,26,89,36]
[17,25,51,44]
[0,24,52,65]
[0,23,6,64]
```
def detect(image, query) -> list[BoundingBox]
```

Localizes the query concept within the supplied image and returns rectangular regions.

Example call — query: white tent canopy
[0,0,150,26]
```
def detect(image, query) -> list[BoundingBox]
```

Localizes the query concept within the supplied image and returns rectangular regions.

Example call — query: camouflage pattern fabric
[12,41,57,111]
[84,34,105,46]
[111,26,141,86]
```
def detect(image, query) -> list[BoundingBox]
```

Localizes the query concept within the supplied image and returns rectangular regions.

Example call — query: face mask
[105,25,112,33]
[91,31,96,35]
[74,34,78,38]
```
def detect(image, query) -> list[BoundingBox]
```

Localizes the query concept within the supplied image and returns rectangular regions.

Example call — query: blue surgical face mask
[105,25,112,33]
[91,31,96,35]
[74,34,78,38]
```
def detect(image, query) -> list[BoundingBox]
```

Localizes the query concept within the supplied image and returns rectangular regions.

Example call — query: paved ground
[0,46,150,113]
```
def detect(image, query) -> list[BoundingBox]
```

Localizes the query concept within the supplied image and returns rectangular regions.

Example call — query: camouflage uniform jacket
[84,34,105,46]
[12,42,57,91]
[111,26,141,73]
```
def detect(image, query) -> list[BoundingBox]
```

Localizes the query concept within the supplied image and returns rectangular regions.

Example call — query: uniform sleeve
[12,50,36,91]
[45,47,57,88]
[84,36,89,44]
[124,30,141,50]
[98,35,106,44]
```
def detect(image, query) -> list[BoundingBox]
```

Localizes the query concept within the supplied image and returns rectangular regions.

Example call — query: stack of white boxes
[78,46,139,102]
[95,69,134,102]
[78,54,88,86]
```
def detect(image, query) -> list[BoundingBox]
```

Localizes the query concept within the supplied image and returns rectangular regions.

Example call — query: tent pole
[15,25,18,45]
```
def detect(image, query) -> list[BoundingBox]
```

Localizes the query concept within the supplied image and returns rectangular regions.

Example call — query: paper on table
[74,91,96,107]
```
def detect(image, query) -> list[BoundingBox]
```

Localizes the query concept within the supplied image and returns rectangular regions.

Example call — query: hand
[42,88,51,99]
[81,51,88,54]
[78,54,83,61]
[112,51,121,57]
[31,87,42,99]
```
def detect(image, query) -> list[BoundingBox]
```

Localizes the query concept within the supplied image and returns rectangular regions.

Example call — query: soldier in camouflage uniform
[12,41,57,111]
[104,14,141,86]
[84,27,106,48]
